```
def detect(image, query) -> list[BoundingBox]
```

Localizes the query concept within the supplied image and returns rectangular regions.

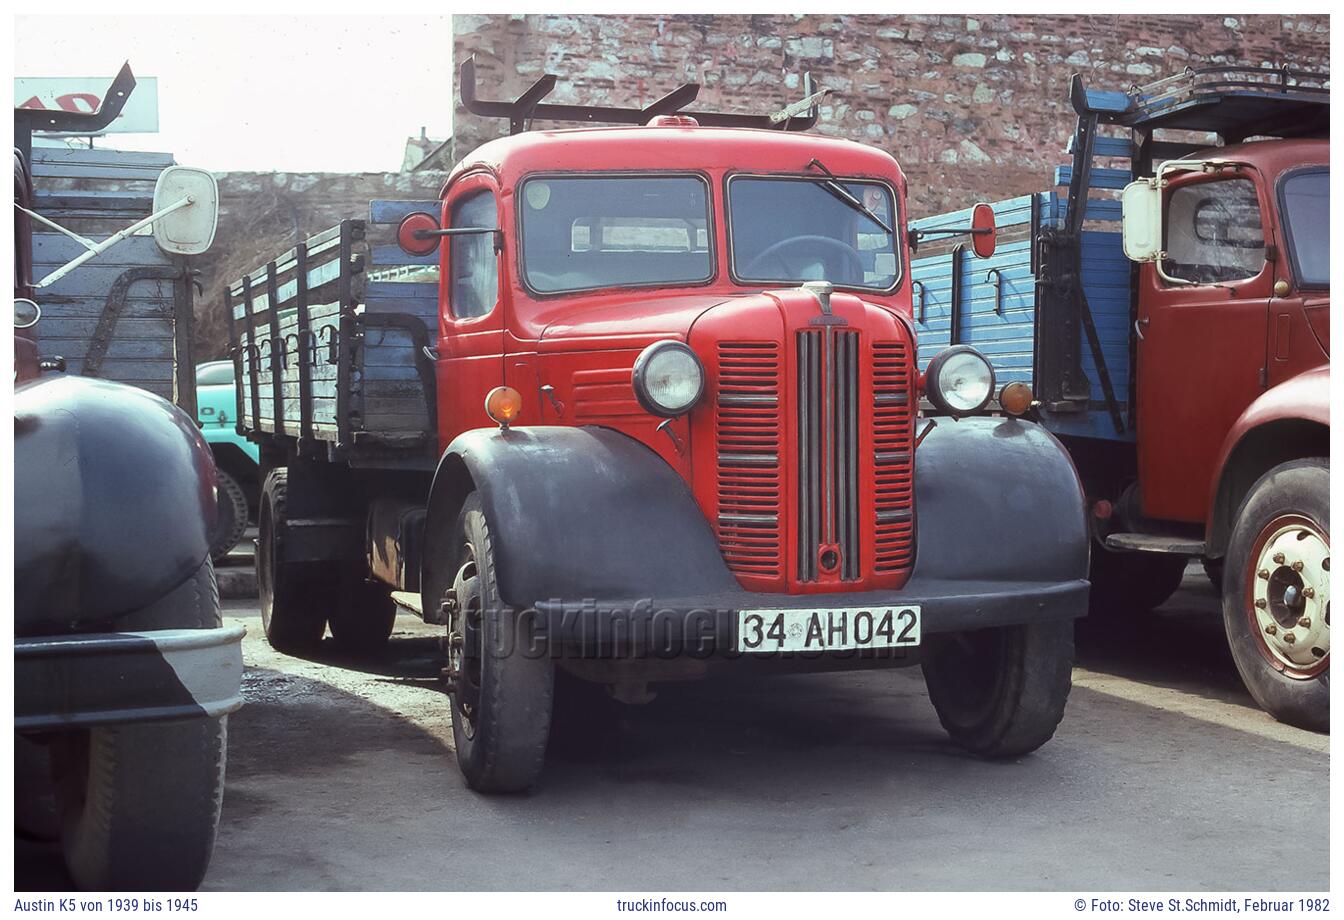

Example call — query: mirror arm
[32,195,194,289]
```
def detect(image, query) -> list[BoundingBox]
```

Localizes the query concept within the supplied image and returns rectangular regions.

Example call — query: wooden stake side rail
[226,202,441,468]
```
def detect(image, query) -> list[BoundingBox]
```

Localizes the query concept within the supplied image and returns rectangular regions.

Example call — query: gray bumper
[14,625,246,732]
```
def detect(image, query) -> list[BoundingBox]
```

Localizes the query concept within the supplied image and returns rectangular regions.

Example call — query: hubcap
[1249,515,1329,678]
[446,546,484,738]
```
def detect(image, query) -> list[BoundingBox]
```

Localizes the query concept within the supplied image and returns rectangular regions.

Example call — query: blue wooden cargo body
[28,146,198,411]
[910,145,1136,443]
[232,199,440,460]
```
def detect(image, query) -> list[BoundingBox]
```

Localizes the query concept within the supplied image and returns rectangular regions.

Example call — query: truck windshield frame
[725,173,902,293]
[1277,166,1330,291]
[516,172,716,296]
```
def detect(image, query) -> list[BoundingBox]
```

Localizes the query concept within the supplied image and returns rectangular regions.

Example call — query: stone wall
[453,14,1329,215]
[193,170,446,359]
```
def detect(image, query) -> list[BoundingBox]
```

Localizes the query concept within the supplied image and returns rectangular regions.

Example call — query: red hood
[536,292,747,352]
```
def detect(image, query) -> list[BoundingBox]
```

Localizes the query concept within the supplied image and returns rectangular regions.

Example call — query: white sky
[13,15,454,173]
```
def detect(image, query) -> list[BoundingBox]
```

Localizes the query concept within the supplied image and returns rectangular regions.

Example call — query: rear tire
[208,468,249,563]
[327,575,397,651]
[1222,458,1329,732]
[442,493,553,793]
[922,620,1074,758]
[257,469,330,653]
[1088,547,1188,616]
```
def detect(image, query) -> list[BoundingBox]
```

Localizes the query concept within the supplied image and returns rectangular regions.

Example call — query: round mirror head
[397,212,441,257]
[14,298,41,329]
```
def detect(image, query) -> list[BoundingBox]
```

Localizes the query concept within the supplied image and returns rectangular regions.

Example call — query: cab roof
[447,125,908,193]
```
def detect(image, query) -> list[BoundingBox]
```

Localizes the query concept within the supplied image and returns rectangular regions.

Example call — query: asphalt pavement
[15,564,1329,891]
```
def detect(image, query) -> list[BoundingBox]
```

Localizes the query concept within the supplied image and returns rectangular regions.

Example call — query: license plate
[735,606,921,653]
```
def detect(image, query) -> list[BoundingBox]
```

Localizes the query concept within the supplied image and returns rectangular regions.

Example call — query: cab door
[436,175,505,450]
[1135,171,1272,524]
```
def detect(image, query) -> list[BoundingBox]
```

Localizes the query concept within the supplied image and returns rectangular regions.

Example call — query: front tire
[922,620,1074,757]
[257,469,330,653]
[50,718,227,891]
[1222,458,1329,732]
[442,493,553,793]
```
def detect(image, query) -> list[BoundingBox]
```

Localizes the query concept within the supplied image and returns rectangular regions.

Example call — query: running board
[1104,533,1206,556]
[391,590,430,620]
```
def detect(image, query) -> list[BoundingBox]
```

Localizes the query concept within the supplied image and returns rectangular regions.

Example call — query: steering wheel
[742,235,865,283]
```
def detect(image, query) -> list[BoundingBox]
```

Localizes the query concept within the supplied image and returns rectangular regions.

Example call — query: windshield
[196,361,234,387]
[519,175,713,294]
[728,176,899,290]
[1280,169,1329,288]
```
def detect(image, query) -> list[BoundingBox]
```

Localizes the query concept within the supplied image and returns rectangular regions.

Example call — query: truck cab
[910,66,1329,731]
[232,60,1092,793]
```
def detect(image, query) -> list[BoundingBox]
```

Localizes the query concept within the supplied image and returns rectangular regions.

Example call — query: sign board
[14,76,159,134]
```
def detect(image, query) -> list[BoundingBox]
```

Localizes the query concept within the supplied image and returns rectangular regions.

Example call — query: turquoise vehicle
[197,360,259,560]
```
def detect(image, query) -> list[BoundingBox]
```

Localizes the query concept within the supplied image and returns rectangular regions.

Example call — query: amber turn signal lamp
[999,381,1033,417]
[484,386,523,429]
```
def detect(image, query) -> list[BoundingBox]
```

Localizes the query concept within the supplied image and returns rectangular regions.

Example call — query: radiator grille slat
[716,342,783,579]
[872,341,916,575]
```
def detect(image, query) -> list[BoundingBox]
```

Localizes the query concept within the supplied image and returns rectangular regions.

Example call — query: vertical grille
[872,341,916,574]
[797,328,861,581]
[715,342,783,579]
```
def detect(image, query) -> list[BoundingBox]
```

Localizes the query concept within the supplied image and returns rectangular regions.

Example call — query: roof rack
[459,55,825,135]
[1074,65,1328,142]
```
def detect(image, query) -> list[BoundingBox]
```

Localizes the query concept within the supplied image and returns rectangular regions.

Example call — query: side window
[449,190,499,319]
[1163,178,1265,285]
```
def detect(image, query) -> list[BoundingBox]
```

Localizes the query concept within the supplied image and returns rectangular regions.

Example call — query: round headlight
[632,341,705,418]
[926,345,995,416]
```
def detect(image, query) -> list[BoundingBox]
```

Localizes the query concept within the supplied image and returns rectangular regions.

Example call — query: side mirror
[970,202,996,259]
[1121,179,1162,262]
[397,212,441,256]
[152,166,219,255]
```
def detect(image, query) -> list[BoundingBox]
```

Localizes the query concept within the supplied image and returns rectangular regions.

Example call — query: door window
[1279,169,1329,288]
[450,190,499,319]
[1162,178,1265,285]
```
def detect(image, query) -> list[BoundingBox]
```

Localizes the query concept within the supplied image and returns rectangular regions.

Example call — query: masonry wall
[453,14,1329,215]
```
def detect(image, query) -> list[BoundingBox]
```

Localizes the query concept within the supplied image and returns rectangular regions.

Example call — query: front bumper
[534,575,1088,657]
[14,625,246,733]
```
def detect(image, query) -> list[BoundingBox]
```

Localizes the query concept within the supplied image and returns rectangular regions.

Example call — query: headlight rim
[632,340,706,418]
[925,344,996,417]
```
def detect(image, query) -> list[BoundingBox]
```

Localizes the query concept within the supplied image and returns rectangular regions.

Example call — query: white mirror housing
[1121,179,1162,263]
[152,166,219,255]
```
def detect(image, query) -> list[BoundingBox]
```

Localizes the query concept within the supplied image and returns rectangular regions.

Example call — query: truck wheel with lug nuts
[49,559,228,891]
[921,620,1074,758]
[257,469,331,653]
[441,493,554,793]
[1222,458,1329,732]
[208,468,249,563]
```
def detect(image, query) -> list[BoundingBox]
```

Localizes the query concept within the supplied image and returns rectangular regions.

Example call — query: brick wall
[453,14,1329,215]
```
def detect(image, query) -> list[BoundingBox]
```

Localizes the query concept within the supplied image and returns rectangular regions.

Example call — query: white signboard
[14,76,159,134]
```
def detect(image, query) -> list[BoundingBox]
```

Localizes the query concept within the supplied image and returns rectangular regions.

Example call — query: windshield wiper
[806,158,892,235]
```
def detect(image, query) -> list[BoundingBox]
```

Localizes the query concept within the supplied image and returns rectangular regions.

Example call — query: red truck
[911,67,1329,730]
[228,59,1092,792]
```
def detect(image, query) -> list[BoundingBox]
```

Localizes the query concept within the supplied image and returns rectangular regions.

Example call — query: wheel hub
[1250,518,1329,676]
[446,549,484,738]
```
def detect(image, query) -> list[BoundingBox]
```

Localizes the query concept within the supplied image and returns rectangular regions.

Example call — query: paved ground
[16,564,1329,891]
